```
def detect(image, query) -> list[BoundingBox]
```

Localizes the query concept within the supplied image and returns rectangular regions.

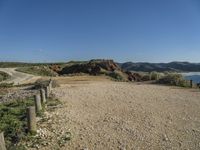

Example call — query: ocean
[181,72,200,83]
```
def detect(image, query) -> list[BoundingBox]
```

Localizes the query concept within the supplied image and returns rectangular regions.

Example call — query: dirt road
[0,68,40,85]
[32,81,200,150]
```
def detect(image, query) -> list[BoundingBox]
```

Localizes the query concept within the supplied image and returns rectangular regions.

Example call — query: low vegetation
[16,66,57,76]
[0,93,63,149]
[0,61,86,68]
[0,62,34,68]
[137,71,190,87]
[0,71,10,82]
[0,82,14,88]
[137,71,164,81]
[141,74,151,81]
[0,98,34,149]
[0,62,66,68]
[106,71,127,81]
[149,71,161,80]
[129,71,191,88]
[157,73,190,87]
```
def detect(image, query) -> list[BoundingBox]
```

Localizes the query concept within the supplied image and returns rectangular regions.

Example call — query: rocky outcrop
[88,59,121,71]
[58,59,144,82]
[50,65,62,73]
[59,59,121,76]
[126,71,143,82]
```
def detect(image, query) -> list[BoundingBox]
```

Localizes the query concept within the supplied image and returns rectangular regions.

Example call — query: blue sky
[0,0,200,63]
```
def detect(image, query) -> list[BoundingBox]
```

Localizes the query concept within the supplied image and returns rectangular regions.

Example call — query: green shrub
[157,73,190,87]
[150,71,160,80]
[106,71,125,81]
[0,98,34,148]
[0,71,10,82]
[141,74,151,81]
[140,72,164,81]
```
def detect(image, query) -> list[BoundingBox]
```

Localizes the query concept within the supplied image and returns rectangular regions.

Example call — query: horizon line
[0,60,199,64]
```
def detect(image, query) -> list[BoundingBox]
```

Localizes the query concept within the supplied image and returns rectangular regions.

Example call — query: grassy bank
[16,66,57,77]
[0,95,62,149]
[0,71,10,82]
[0,98,35,149]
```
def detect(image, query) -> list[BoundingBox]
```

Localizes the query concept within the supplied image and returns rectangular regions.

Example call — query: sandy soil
[0,68,40,85]
[53,75,113,85]
[33,80,200,150]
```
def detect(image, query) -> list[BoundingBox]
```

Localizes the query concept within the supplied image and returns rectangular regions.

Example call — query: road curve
[0,68,40,85]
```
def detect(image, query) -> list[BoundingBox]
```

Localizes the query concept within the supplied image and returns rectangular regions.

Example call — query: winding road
[0,68,40,85]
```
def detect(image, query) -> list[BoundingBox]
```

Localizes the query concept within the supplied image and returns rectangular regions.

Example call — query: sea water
[181,72,200,83]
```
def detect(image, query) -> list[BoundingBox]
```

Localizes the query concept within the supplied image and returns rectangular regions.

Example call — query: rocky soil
[0,86,38,103]
[26,81,200,150]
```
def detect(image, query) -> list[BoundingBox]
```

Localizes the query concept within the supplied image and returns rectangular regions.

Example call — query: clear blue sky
[0,0,200,63]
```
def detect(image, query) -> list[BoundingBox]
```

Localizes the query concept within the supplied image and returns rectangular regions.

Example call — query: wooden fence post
[45,86,50,98]
[27,107,37,134]
[49,85,51,93]
[34,94,42,112]
[190,80,193,88]
[49,79,53,92]
[40,89,46,103]
[0,132,6,150]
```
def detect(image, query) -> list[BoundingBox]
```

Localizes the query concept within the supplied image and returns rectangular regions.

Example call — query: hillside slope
[119,62,200,72]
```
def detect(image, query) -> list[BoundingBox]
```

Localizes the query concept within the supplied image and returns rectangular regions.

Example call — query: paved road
[0,68,40,85]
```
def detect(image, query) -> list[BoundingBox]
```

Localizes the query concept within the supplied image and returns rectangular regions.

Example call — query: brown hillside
[59,59,121,75]
[58,59,142,82]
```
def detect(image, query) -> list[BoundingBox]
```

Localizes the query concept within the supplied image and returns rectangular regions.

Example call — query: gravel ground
[30,81,200,150]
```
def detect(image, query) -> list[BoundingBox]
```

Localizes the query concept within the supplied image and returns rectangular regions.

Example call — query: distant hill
[0,62,72,68]
[119,62,200,72]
